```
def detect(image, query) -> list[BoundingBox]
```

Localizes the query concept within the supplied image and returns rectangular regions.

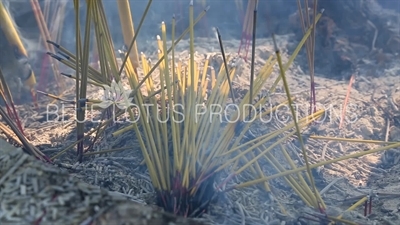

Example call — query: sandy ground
[3,34,400,224]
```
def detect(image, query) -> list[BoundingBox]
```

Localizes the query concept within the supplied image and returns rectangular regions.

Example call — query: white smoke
[0,0,41,62]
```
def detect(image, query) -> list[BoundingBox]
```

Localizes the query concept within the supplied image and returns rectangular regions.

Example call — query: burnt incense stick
[249,0,258,118]
[215,27,236,104]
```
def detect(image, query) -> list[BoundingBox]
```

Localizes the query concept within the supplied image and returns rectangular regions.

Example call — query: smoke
[0,0,43,66]
[0,0,346,97]
[1,0,301,61]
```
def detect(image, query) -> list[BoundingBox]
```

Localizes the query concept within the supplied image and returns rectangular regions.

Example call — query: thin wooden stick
[269,7,323,210]
[0,68,25,135]
[249,0,258,117]
[117,0,140,71]
[117,0,153,78]
[216,28,236,104]
[238,0,256,61]
[30,0,63,91]
[296,0,318,114]
[234,141,400,189]
[339,73,355,129]
[0,1,37,105]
